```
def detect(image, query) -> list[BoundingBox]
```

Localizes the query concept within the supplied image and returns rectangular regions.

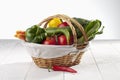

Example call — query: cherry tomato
[42,37,56,45]
[58,22,69,28]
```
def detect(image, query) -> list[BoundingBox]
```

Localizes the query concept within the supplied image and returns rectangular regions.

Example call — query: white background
[0,0,120,39]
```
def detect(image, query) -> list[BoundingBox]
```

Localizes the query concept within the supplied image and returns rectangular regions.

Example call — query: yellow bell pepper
[48,18,62,28]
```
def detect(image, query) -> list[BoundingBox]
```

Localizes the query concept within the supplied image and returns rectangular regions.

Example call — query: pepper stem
[48,64,52,72]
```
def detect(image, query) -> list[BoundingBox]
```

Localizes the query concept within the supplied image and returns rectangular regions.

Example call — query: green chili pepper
[45,27,70,44]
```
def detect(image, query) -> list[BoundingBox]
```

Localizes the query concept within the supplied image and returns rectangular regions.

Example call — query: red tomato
[42,37,56,45]
[58,22,69,28]
[57,35,67,45]
[57,35,74,45]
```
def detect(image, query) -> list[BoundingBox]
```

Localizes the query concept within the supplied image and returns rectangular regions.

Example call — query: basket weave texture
[30,14,89,68]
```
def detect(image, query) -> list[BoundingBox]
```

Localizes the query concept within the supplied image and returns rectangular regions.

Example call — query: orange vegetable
[15,30,25,41]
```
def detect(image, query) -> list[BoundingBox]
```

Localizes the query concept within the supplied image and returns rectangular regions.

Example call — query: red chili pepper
[52,65,77,73]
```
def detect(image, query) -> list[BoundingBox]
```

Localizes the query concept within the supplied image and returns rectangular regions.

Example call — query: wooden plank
[0,62,31,80]
[1,40,120,80]
[6,40,64,80]
[90,40,120,80]
[0,39,19,63]
[64,49,103,80]
[0,40,32,80]
[1,42,32,64]
[111,40,120,53]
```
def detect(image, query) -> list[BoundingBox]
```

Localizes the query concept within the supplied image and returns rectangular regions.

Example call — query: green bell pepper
[25,25,46,43]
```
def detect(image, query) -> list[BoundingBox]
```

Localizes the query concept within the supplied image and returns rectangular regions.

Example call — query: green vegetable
[25,18,104,44]
[56,18,104,43]
[73,17,90,38]
[73,17,90,27]
[78,19,104,43]
[25,25,71,44]
[25,25,46,43]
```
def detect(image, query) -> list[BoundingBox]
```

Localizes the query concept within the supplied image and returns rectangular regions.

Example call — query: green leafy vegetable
[77,19,104,43]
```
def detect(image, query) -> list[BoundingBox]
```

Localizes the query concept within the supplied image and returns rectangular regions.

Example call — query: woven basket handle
[37,14,88,48]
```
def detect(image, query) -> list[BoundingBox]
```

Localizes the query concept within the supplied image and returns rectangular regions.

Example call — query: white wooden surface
[0,39,120,80]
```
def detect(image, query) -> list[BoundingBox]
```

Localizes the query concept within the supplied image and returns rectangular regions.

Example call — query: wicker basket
[27,14,89,68]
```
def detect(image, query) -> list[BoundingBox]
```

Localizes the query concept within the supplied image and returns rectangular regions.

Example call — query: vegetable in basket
[45,18,104,44]
[72,18,104,40]
[42,36,57,45]
[15,30,25,40]
[76,19,104,43]
[25,25,46,43]
[48,18,62,28]
[57,35,68,45]
[58,22,69,28]
[15,17,104,45]
[45,27,71,44]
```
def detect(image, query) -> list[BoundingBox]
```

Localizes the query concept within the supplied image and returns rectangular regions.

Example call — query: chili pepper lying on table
[49,65,77,73]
